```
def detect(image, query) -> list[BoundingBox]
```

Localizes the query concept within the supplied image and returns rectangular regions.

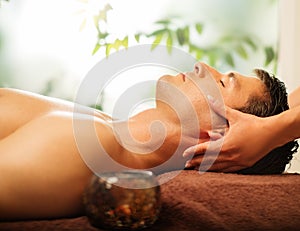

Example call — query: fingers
[185,155,223,170]
[208,130,224,140]
[183,138,233,171]
[183,131,225,158]
[185,155,244,172]
[183,142,209,158]
[185,151,222,169]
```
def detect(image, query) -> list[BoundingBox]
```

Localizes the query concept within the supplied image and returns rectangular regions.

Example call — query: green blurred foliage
[89,3,278,71]
[0,0,278,91]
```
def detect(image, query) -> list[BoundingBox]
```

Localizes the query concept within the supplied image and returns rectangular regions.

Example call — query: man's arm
[269,86,300,145]
[183,87,300,172]
[275,104,300,145]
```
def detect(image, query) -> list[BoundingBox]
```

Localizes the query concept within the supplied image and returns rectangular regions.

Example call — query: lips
[181,73,186,82]
[176,73,186,82]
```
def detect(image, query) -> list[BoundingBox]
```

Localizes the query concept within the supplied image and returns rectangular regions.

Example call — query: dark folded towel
[1,171,300,231]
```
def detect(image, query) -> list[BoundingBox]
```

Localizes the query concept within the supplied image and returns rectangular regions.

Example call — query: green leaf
[92,43,101,55]
[183,26,190,44]
[122,36,128,48]
[104,3,113,11]
[42,79,55,96]
[188,44,197,53]
[209,55,217,67]
[195,23,203,34]
[264,46,275,66]
[79,18,87,31]
[98,32,108,39]
[106,44,113,57]
[176,28,185,45]
[244,37,257,51]
[113,39,122,51]
[236,45,248,59]
[94,104,102,111]
[219,35,233,43]
[134,34,140,42]
[188,44,203,60]
[195,49,204,60]
[166,32,173,54]
[93,15,99,28]
[98,3,113,23]
[151,33,163,50]
[155,19,171,25]
[148,29,168,37]
[224,53,235,67]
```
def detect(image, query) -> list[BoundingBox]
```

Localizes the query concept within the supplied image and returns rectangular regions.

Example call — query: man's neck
[111,106,209,173]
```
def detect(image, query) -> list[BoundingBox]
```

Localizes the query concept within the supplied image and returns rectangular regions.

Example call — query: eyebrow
[228,71,239,88]
[228,72,235,77]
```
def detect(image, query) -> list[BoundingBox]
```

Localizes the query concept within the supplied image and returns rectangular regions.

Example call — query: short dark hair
[235,69,298,174]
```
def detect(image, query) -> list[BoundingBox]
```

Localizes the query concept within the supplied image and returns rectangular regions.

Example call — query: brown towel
[154,170,300,231]
[1,171,300,231]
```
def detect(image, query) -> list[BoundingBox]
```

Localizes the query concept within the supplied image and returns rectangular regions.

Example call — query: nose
[193,62,203,76]
[194,62,222,80]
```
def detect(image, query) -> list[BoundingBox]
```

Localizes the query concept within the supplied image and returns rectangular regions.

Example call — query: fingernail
[183,150,191,157]
[185,161,191,168]
[183,147,193,157]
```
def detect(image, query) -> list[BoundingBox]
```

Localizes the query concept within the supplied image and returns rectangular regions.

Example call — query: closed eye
[220,80,225,87]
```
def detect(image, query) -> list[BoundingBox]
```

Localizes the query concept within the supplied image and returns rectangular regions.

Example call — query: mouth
[179,73,186,82]
[181,73,186,82]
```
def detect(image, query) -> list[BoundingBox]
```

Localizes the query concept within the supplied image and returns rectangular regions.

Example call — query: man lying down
[0,62,298,220]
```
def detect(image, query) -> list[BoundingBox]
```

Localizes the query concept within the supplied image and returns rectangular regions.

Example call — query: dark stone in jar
[83,170,161,230]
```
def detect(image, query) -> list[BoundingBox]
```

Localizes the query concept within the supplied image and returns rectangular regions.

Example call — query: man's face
[156,62,267,130]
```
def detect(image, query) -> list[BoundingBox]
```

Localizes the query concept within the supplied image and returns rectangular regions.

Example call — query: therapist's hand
[183,98,276,172]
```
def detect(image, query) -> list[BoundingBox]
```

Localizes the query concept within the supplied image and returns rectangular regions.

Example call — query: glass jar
[83,170,161,230]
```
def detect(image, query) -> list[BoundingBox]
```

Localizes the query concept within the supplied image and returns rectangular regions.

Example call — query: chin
[157,74,174,82]
[155,75,180,105]
[156,74,180,89]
